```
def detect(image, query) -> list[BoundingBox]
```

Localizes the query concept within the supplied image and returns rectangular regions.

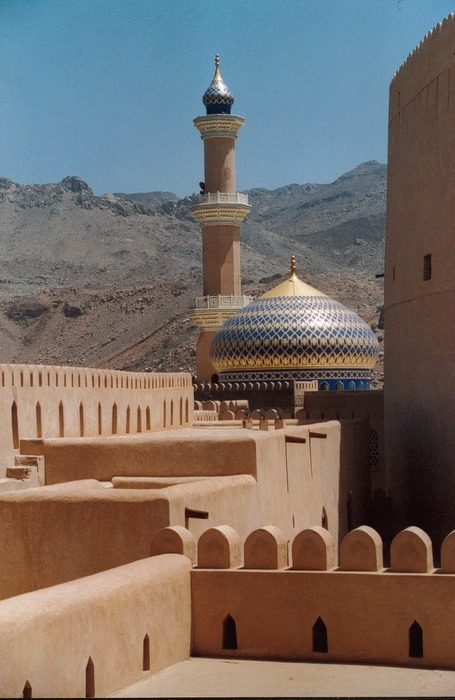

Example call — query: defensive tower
[190,55,251,381]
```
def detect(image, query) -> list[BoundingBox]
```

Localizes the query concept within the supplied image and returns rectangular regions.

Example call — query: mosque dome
[202,54,234,115]
[210,257,380,390]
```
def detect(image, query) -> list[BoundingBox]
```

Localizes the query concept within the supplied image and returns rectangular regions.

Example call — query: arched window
[312,617,328,653]
[335,381,344,391]
[146,406,151,431]
[97,402,102,435]
[79,402,84,437]
[36,402,42,439]
[143,634,150,671]
[58,401,64,437]
[85,657,95,698]
[320,381,329,391]
[185,398,189,424]
[126,406,131,434]
[22,681,32,699]
[112,404,118,435]
[137,406,142,433]
[170,400,174,426]
[222,614,238,650]
[321,507,328,530]
[359,381,365,391]
[409,621,423,658]
[349,381,356,391]
[11,401,19,449]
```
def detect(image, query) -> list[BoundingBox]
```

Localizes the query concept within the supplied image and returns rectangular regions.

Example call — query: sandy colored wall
[192,568,455,668]
[0,554,192,699]
[0,474,261,600]
[191,525,455,669]
[0,364,193,482]
[202,225,241,296]
[20,427,259,484]
[384,15,455,545]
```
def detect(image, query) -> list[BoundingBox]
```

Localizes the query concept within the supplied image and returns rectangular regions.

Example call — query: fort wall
[0,475,258,600]
[191,525,455,669]
[2,526,454,698]
[385,14,455,544]
[0,422,369,598]
[0,554,192,699]
[0,363,193,482]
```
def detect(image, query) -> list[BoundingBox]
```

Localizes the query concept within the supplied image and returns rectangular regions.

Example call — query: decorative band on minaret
[190,55,252,382]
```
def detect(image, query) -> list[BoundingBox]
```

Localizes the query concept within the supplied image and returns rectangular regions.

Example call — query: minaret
[190,54,251,382]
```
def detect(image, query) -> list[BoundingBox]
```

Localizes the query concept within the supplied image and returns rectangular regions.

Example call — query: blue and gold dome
[210,257,379,390]
[203,54,234,115]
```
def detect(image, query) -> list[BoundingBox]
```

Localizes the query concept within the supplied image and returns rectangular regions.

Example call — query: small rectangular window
[423,254,432,281]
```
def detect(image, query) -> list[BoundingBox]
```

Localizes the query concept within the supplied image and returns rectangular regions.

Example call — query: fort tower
[190,55,251,382]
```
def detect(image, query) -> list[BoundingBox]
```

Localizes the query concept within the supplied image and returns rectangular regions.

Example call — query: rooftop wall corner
[150,526,197,565]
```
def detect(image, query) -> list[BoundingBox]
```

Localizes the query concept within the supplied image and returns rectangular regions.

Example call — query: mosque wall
[385,14,455,545]
[0,554,192,699]
[0,364,193,483]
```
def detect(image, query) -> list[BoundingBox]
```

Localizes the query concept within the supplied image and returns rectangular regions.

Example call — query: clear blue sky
[1,0,454,197]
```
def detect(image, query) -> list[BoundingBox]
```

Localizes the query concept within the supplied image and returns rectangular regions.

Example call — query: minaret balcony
[193,192,249,206]
[190,192,251,227]
[189,294,253,330]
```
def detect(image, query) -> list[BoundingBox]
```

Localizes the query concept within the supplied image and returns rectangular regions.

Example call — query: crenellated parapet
[158,524,455,669]
[0,363,194,484]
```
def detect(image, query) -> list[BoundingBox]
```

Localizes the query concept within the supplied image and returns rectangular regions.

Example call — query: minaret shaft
[204,137,236,193]
[202,225,241,296]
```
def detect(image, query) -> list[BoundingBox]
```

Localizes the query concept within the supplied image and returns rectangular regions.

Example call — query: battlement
[151,524,455,670]
[391,13,455,82]
[152,523,455,572]
[0,363,194,482]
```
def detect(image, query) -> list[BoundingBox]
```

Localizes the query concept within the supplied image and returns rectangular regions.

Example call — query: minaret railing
[193,192,249,206]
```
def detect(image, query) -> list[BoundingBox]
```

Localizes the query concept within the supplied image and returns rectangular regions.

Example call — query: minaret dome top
[202,54,234,115]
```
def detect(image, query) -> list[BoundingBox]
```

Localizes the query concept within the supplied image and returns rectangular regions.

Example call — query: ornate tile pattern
[210,296,379,376]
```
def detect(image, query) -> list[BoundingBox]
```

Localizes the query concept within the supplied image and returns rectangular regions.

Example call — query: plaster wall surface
[0,474,259,599]
[385,14,455,544]
[191,568,455,668]
[202,225,241,296]
[0,554,192,699]
[204,136,236,192]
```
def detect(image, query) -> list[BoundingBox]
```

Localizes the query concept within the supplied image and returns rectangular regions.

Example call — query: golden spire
[213,53,221,81]
[290,255,297,276]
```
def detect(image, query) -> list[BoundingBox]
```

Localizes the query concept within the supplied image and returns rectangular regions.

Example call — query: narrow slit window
[222,614,238,650]
[409,620,423,658]
[423,254,432,281]
[312,617,328,653]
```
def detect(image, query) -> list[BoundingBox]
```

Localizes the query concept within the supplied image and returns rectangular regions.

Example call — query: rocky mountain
[0,161,386,385]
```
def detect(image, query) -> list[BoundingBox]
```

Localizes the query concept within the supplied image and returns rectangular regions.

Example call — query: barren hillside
[0,161,386,385]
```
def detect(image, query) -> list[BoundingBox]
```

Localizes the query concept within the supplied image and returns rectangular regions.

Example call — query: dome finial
[290,255,297,276]
[203,54,234,115]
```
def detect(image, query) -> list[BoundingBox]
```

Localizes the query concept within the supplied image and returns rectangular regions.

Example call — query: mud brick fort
[1,15,455,699]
